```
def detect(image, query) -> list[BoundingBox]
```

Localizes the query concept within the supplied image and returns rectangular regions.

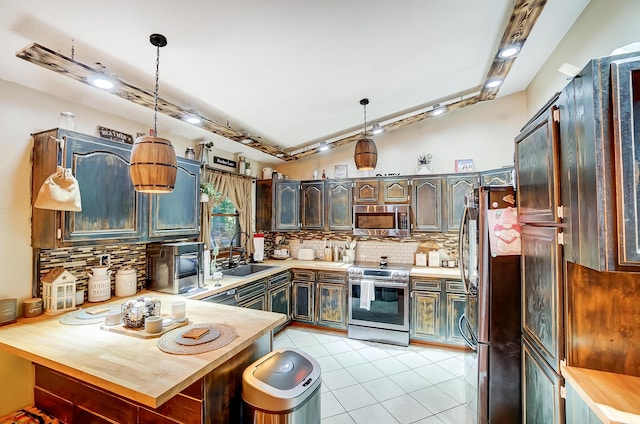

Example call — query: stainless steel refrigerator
[459,185,522,424]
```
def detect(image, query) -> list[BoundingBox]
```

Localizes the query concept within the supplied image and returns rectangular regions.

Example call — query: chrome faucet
[228,231,249,268]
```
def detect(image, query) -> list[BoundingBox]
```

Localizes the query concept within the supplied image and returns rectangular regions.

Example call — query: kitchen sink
[221,264,276,277]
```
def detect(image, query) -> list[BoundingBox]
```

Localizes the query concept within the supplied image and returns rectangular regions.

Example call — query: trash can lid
[242,348,322,412]
[253,350,313,390]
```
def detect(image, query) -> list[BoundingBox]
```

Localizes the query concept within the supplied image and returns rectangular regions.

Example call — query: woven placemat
[59,308,117,325]
[157,323,237,355]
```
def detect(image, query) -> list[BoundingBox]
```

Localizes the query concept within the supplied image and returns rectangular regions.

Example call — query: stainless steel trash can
[242,348,321,423]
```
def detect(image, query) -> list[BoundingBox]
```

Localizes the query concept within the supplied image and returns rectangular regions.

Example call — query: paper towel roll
[253,233,264,261]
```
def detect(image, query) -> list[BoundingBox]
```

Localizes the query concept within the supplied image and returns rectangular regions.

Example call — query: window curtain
[200,168,254,257]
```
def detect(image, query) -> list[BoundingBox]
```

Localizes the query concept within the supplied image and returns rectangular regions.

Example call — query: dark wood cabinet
[235,279,267,310]
[256,180,301,232]
[515,96,561,225]
[444,174,478,232]
[564,381,603,424]
[315,271,347,329]
[326,180,353,231]
[611,56,640,267]
[411,176,442,232]
[522,337,564,424]
[31,129,199,248]
[381,178,410,203]
[291,269,315,323]
[148,157,200,238]
[353,179,379,204]
[300,181,324,230]
[267,272,291,331]
[410,278,465,347]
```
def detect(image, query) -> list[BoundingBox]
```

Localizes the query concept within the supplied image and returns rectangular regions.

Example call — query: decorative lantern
[41,267,77,315]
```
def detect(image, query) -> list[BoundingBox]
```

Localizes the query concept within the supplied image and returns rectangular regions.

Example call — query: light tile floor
[273,326,476,424]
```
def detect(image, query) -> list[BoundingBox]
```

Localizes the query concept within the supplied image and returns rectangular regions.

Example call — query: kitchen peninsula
[0,293,286,423]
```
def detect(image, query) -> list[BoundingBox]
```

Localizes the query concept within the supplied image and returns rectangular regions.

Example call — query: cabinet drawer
[236,279,267,301]
[292,269,315,281]
[268,272,290,288]
[445,280,465,294]
[412,279,441,292]
[317,271,346,283]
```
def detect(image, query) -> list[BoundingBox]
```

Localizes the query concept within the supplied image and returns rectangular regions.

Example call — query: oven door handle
[349,279,408,289]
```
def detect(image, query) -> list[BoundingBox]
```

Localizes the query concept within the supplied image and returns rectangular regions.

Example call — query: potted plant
[244,161,251,176]
[416,153,433,174]
[199,182,221,203]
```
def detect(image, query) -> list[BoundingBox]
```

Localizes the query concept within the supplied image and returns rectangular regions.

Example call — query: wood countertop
[187,260,461,300]
[562,364,640,423]
[0,293,286,408]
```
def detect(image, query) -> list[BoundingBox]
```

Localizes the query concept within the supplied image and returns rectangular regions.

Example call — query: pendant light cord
[360,98,369,136]
[153,43,160,137]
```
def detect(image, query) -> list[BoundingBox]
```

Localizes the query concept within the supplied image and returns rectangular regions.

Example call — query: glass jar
[58,112,75,130]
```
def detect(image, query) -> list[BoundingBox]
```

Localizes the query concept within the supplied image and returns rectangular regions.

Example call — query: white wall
[276,92,527,180]
[527,0,640,116]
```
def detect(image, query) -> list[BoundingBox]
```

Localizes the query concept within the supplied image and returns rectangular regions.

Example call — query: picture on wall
[455,159,474,172]
[334,164,348,179]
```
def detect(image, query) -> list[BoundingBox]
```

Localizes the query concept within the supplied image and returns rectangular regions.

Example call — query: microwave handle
[394,207,399,230]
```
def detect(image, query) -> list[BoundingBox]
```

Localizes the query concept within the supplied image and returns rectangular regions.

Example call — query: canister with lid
[115,267,137,297]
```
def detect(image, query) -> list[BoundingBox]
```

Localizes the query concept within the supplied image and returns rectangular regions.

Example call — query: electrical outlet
[100,254,110,267]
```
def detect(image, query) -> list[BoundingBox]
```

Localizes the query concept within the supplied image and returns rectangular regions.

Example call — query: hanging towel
[360,279,376,311]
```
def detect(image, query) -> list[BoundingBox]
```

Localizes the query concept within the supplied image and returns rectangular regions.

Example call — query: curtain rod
[202,164,257,181]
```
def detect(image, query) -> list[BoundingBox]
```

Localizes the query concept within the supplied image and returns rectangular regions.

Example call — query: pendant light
[354,98,377,170]
[129,33,177,193]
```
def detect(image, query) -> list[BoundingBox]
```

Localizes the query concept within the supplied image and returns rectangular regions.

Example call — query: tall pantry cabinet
[517,51,640,423]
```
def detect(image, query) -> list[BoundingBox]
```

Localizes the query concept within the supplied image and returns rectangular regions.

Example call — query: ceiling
[1,0,589,164]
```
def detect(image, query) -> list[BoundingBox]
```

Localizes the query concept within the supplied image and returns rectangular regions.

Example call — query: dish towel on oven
[360,279,376,311]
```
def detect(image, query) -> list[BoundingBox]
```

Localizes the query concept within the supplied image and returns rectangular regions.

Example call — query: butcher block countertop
[562,364,640,423]
[0,293,285,408]
[187,259,461,300]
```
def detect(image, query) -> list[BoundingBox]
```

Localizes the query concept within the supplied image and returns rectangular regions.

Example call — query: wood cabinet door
[292,281,314,323]
[411,290,440,341]
[326,180,353,231]
[148,157,200,238]
[354,179,379,203]
[515,97,561,224]
[445,174,478,232]
[382,178,410,203]
[268,283,290,319]
[316,282,347,329]
[521,225,564,372]
[522,337,564,424]
[445,293,466,345]
[238,294,266,310]
[612,56,640,266]
[412,177,442,232]
[480,168,513,186]
[564,382,603,424]
[274,181,300,231]
[301,181,324,230]
[62,132,144,243]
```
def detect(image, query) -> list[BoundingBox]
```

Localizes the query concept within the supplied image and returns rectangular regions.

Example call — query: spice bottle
[321,170,326,179]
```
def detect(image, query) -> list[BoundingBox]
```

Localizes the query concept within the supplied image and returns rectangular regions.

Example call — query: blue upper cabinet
[31,129,199,248]
[148,157,200,238]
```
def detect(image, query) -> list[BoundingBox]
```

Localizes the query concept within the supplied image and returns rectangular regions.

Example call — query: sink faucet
[228,231,249,269]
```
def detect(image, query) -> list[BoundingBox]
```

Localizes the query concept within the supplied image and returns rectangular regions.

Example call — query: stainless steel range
[347,261,411,346]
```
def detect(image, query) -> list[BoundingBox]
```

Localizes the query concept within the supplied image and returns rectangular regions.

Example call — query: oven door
[348,279,409,331]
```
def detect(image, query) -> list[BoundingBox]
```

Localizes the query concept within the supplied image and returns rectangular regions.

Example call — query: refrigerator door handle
[458,313,477,351]
[459,204,470,293]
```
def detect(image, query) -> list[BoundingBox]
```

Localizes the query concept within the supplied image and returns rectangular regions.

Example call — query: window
[209,197,240,251]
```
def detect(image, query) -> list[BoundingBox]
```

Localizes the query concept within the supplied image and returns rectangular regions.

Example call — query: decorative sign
[455,159,474,172]
[98,126,134,144]
[214,156,237,168]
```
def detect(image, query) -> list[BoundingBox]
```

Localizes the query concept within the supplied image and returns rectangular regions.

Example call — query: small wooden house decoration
[42,267,77,315]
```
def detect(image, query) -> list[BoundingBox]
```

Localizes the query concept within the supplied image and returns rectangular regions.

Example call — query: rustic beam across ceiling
[16,43,296,161]
[16,0,546,162]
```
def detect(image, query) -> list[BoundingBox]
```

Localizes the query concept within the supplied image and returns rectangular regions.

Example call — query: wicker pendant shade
[130,34,177,193]
[354,98,377,170]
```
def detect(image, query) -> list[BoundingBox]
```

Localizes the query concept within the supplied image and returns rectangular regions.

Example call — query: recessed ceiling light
[89,75,114,89]
[499,45,520,59]
[319,142,329,151]
[485,79,503,88]
[275,153,284,158]
[240,138,253,144]
[431,104,445,116]
[185,116,201,124]
[371,123,383,135]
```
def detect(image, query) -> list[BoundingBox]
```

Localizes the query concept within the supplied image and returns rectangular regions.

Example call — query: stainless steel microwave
[353,204,410,237]
[146,242,204,294]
